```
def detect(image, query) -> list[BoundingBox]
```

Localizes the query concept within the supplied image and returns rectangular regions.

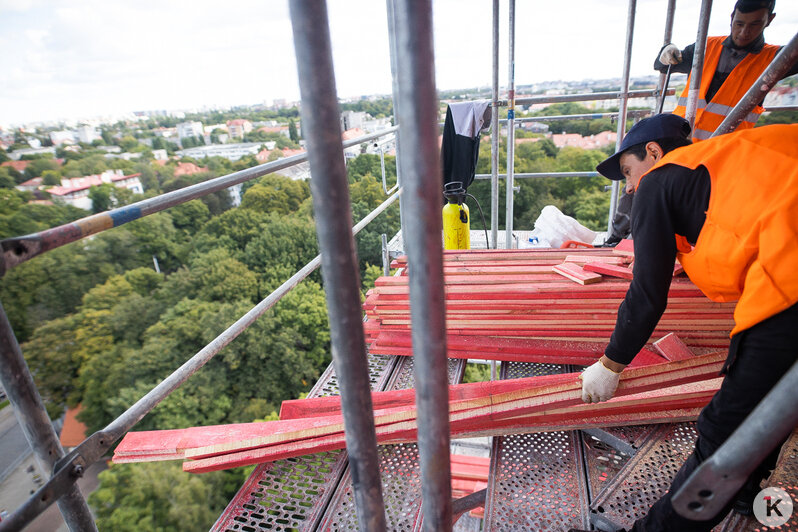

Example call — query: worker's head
[596,114,692,193]
[731,0,776,48]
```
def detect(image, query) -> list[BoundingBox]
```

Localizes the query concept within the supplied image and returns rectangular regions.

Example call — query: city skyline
[2,0,796,127]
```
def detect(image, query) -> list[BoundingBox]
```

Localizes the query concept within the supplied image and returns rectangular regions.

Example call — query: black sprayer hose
[466,193,490,248]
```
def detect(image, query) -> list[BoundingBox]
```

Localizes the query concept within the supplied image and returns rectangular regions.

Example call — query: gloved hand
[659,43,683,65]
[579,358,621,403]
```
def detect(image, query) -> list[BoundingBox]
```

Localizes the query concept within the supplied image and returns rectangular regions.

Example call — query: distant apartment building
[342,128,367,160]
[549,131,617,150]
[47,170,143,211]
[76,124,101,144]
[341,111,391,134]
[177,121,204,139]
[226,119,253,139]
[49,130,75,146]
[8,147,56,161]
[341,110,365,131]
[176,142,261,161]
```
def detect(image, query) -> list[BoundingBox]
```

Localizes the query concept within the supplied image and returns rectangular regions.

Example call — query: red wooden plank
[612,239,634,256]
[583,262,634,280]
[187,353,725,464]
[552,262,603,285]
[653,333,696,361]
[564,254,631,266]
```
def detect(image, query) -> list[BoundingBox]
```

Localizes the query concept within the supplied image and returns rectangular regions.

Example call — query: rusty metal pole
[289,1,387,530]
[393,1,452,530]
[685,0,713,133]
[0,303,97,532]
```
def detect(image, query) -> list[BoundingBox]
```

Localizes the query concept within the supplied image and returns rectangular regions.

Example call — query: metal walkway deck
[215,352,797,531]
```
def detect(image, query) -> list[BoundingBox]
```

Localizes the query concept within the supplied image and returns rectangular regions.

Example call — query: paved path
[0,407,33,483]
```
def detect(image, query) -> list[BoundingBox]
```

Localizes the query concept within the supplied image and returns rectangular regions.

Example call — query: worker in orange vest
[656,0,798,140]
[573,114,798,531]
[601,0,797,247]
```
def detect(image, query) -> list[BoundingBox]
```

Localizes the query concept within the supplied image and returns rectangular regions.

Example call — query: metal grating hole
[319,354,394,397]
[212,353,396,532]
[318,356,465,531]
[483,361,590,531]
[590,422,699,529]
[583,425,656,498]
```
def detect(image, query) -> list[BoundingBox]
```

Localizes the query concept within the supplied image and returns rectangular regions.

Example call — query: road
[0,406,33,483]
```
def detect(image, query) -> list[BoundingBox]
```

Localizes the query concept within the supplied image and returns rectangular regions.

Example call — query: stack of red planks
[451,454,489,517]
[113,353,725,473]
[365,248,735,364]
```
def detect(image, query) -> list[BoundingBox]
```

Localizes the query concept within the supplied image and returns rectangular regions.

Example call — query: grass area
[0,399,9,410]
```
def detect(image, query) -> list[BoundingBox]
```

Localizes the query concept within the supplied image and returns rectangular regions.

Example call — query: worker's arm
[581,165,711,403]
[654,43,694,75]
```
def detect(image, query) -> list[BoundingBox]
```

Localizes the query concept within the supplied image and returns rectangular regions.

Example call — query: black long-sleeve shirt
[604,164,711,365]
[654,35,798,104]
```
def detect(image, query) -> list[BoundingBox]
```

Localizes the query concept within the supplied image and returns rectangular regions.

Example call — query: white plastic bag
[528,205,598,248]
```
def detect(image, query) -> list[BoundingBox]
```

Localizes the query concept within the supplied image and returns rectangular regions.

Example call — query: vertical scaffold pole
[490,0,500,250]
[386,0,407,241]
[393,1,452,530]
[607,0,636,231]
[685,0,713,133]
[289,2,387,530]
[0,302,97,532]
[504,0,516,249]
[654,0,677,112]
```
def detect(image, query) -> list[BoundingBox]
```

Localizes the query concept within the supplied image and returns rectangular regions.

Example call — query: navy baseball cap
[596,114,692,181]
[734,0,775,14]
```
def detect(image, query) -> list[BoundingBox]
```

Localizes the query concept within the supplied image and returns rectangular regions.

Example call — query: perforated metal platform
[589,424,798,532]
[317,356,465,531]
[211,354,397,532]
[483,361,591,531]
[214,353,798,531]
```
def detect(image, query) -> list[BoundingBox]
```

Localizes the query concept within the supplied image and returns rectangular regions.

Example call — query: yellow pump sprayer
[442,182,470,250]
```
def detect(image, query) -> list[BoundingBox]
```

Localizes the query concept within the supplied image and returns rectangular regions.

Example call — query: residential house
[227,119,253,139]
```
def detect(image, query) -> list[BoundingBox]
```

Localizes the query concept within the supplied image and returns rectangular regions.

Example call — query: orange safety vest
[640,124,798,336]
[673,36,780,141]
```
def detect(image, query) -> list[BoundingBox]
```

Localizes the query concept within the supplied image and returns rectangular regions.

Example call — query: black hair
[734,0,775,15]
[623,137,693,162]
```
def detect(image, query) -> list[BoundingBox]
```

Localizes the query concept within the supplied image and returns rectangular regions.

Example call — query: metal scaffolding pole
[490,0,500,250]
[504,0,516,250]
[685,0,713,133]
[654,0,677,112]
[490,0,499,380]
[607,0,636,231]
[672,360,798,519]
[0,303,97,532]
[289,2,387,530]
[712,31,798,137]
[393,1,452,530]
[386,0,407,242]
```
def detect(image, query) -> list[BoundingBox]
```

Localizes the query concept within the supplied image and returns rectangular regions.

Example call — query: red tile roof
[173,162,207,176]
[59,405,87,448]
[1,160,30,172]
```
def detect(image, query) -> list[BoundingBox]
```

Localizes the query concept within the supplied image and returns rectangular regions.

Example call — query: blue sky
[1,0,795,126]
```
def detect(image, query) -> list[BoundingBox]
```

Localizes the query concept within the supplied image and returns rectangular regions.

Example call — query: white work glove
[659,43,683,65]
[579,359,621,403]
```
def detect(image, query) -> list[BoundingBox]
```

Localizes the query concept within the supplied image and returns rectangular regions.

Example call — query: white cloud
[0,0,795,126]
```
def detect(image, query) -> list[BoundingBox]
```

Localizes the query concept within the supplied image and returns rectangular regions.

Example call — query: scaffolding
[1,0,797,531]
